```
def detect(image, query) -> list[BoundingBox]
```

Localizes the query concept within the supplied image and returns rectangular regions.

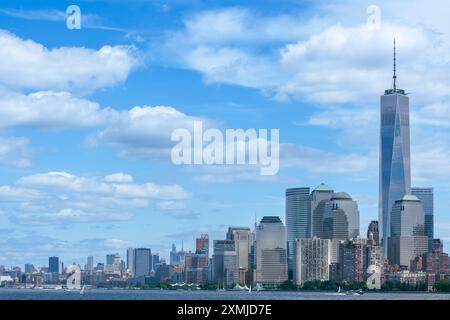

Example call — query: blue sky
[1,0,450,268]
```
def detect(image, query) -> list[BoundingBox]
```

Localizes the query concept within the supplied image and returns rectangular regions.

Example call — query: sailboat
[80,285,88,295]
[217,282,226,292]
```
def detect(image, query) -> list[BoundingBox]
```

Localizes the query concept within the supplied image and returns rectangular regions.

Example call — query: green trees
[434,279,450,292]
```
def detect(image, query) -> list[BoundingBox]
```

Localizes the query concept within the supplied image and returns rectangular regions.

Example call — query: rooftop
[396,195,420,202]
[331,192,352,201]
[260,216,282,224]
[313,183,334,192]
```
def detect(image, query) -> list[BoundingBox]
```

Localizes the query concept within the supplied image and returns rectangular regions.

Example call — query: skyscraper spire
[393,38,397,91]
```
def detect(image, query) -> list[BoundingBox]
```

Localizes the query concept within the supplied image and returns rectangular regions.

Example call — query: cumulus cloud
[2,171,190,224]
[0,29,139,94]
[159,5,450,105]
[91,105,216,160]
[0,88,118,129]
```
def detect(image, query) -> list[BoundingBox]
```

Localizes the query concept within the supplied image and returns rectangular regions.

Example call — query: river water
[1,288,449,300]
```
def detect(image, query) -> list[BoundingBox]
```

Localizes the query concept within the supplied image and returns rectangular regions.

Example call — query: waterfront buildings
[294,238,331,285]
[254,216,288,286]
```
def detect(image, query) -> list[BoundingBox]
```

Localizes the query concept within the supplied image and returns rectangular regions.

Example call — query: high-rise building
[311,183,334,239]
[367,221,380,246]
[338,240,364,283]
[226,227,252,284]
[323,192,360,262]
[106,254,116,266]
[170,244,178,266]
[285,187,311,279]
[379,40,412,257]
[86,256,94,272]
[196,234,209,256]
[151,254,160,273]
[24,263,35,274]
[388,195,427,267]
[185,251,209,284]
[212,240,238,286]
[48,256,59,274]
[254,216,288,286]
[294,238,331,286]
[411,187,434,251]
[127,248,134,275]
[363,243,383,279]
[133,248,151,278]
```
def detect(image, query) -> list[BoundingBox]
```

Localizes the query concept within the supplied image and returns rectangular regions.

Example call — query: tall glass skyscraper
[412,187,434,251]
[379,40,411,257]
[285,187,311,279]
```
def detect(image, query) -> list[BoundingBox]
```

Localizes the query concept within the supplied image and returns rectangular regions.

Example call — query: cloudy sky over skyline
[1,0,450,267]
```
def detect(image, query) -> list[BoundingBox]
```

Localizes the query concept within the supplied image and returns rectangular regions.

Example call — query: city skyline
[1,0,450,269]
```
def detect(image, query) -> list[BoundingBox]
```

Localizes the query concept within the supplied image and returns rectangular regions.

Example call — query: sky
[0,0,450,268]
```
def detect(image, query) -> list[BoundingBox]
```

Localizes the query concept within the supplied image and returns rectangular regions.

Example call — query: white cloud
[0,88,118,129]
[0,29,139,94]
[92,105,216,160]
[413,103,450,128]
[160,6,450,105]
[104,172,134,184]
[3,171,190,224]
[0,136,32,167]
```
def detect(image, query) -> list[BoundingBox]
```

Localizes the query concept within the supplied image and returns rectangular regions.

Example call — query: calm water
[1,288,450,300]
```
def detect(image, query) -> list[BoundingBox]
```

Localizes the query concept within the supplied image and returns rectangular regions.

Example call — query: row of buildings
[1,44,448,290]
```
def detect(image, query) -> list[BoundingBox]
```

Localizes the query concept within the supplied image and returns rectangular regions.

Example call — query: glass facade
[285,187,310,279]
[379,92,411,257]
[411,187,434,251]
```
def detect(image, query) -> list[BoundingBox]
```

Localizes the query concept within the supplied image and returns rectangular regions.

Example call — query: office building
[127,248,134,276]
[212,240,238,286]
[367,221,380,246]
[323,192,360,262]
[286,187,310,279]
[311,183,334,239]
[338,240,364,283]
[48,256,59,274]
[86,256,94,272]
[379,41,412,257]
[388,195,428,267]
[226,227,252,283]
[133,248,151,278]
[254,216,288,286]
[151,254,160,273]
[294,238,331,285]
[412,187,434,251]
[196,234,209,256]
[185,251,209,284]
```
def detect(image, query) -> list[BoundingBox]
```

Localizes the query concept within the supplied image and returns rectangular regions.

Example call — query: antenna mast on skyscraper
[393,38,397,91]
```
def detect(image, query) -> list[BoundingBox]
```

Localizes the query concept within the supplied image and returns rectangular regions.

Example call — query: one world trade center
[379,40,411,257]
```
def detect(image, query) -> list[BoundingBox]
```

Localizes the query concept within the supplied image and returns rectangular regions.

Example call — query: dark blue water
[1,289,450,300]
